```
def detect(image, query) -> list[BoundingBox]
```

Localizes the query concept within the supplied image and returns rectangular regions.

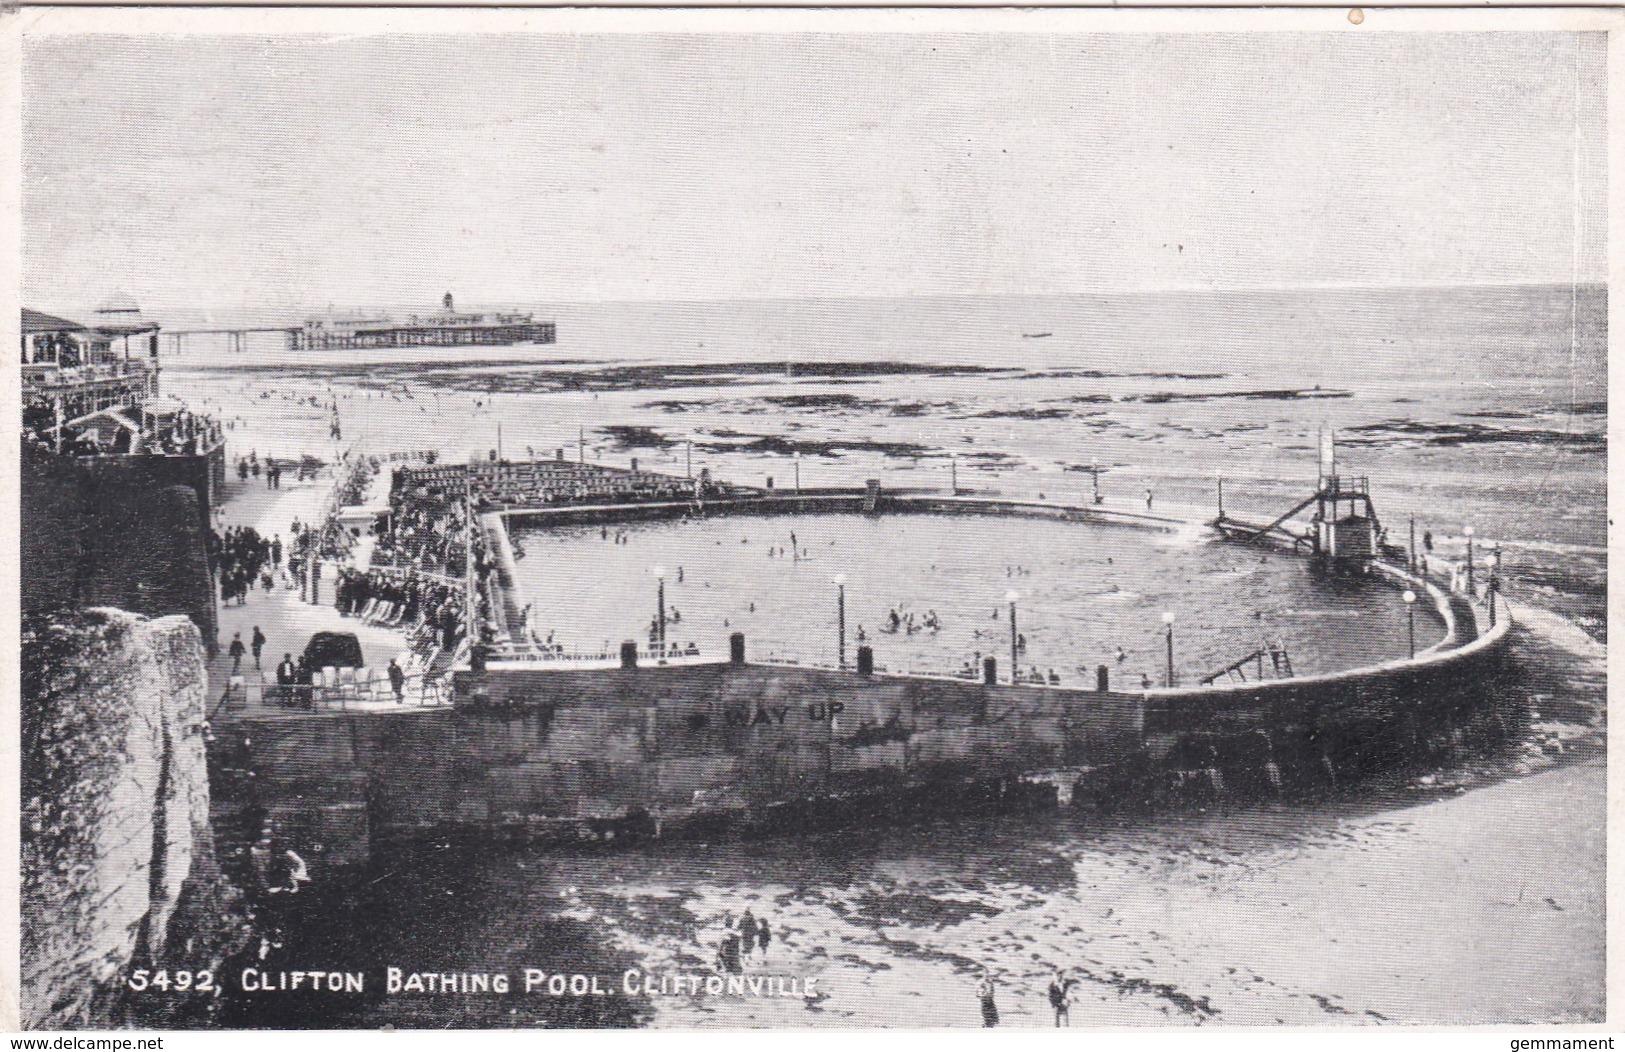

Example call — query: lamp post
[1464,526,1476,596]
[686,440,693,479]
[1091,459,1102,505]
[1402,589,1417,658]
[795,452,802,494]
[653,565,667,653]
[951,454,958,495]
[1216,471,1225,521]
[1006,590,1020,682]
[834,573,847,668]
[1409,515,1417,574]
[1162,611,1176,687]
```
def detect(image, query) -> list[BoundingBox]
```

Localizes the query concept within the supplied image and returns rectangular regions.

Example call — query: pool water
[511,512,1430,687]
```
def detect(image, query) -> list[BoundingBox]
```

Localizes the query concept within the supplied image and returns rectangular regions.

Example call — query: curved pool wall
[223,486,1515,849]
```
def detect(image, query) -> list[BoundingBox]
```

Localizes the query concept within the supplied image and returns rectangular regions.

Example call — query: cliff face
[20,608,225,1030]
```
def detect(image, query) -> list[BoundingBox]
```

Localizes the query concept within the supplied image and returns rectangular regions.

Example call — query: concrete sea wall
[236,661,1143,846]
[229,591,1511,846]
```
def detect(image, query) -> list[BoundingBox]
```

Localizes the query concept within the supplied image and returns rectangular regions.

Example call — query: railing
[23,359,155,389]
[752,653,1074,687]
[215,669,453,714]
[485,645,705,665]
[1322,475,1370,497]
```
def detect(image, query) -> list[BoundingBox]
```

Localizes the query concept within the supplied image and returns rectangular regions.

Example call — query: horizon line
[25,278,1608,325]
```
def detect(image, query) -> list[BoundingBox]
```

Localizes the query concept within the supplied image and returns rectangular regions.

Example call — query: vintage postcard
[6,6,1616,1034]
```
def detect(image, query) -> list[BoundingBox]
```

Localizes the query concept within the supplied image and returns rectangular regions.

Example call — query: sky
[20,30,1610,317]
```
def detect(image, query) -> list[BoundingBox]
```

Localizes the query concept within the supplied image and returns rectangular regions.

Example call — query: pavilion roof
[22,308,87,334]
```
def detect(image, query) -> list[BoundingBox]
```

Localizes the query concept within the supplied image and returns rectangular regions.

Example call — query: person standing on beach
[251,626,266,671]
[228,633,245,675]
[977,975,999,1027]
[1145,489,1154,511]
[1047,971,1076,1026]
[718,929,743,975]
[388,659,406,703]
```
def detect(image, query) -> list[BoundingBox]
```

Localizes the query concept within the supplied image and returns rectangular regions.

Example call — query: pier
[156,294,557,354]
[160,327,302,355]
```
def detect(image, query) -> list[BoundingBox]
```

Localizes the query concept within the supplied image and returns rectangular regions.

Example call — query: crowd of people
[213,524,285,605]
[355,466,505,656]
[23,395,223,457]
[372,489,478,577]
[333,567,472,653]
[396,457,748,513]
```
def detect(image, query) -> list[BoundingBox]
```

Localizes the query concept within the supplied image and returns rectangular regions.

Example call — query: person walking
[977,974,999,1027]
[251,626,266,670]
[388,659,406,703]
[1047,971,1076,1027]
[756,916,772,956]
[228,632,246,675]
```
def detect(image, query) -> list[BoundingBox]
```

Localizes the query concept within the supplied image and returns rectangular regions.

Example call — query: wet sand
[504,759,1602,1028]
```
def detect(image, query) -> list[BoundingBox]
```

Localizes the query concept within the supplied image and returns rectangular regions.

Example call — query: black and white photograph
[10,8,1614,1032]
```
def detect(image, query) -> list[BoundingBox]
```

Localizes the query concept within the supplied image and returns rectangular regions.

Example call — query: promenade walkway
[205,464,441,722]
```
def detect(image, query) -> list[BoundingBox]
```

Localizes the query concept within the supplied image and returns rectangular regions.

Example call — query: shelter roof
[22,308,87,334]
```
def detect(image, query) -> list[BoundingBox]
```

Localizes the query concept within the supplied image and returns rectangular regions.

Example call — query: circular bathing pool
[510,511,1433,687]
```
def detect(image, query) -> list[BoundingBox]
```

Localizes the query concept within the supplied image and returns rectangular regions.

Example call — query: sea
[156,283,1606,1028]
